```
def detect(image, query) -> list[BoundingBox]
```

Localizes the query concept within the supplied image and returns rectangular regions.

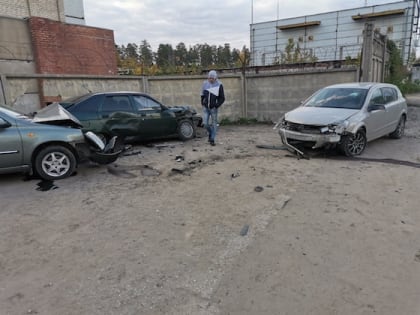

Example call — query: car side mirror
[0,117,11,128]
[368,103,385,112]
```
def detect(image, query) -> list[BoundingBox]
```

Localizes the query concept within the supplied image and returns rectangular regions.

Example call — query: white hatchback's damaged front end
[276,106,358,152]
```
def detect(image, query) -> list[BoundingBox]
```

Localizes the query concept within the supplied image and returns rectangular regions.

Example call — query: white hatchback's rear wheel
[389,115,406,139]
[34,145,77,180]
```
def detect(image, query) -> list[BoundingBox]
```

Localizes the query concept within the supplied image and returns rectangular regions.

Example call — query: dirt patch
[1,107,420,315]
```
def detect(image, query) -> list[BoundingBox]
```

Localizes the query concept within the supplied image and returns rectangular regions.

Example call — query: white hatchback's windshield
[305,88,368,110]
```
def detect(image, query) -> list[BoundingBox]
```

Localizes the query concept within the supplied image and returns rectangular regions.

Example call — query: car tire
[34,145,77,180]
[177,119,196,141]
[389,115,406,139]
[339,130,367,157]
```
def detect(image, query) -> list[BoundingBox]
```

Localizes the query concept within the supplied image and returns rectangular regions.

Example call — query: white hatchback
[277,82,408,157]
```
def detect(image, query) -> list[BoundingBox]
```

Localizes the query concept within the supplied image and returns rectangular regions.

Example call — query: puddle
[36,180,58,191]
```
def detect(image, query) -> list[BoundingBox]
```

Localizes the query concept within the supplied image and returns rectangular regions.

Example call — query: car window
[69,94,102,113]
[132,95,161,110]
[369,89,385,105]
[102,96,133,113]
[305,88,367,109]
[381,87,397,104]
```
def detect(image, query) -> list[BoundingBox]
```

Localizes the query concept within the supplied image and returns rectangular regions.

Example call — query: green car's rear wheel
[178,119,196,141]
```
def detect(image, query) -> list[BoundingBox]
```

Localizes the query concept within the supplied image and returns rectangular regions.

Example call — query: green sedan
[60,92,202,142]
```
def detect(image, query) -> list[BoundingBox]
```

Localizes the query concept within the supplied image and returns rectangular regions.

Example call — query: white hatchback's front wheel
[339,130,367,157]
[34,146,77,180]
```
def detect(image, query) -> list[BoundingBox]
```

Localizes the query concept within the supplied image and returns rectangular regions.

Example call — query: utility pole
[251,0,254,25]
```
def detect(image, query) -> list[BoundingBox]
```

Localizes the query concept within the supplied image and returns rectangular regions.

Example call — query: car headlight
[320,126,329,133]
[331,120,349,134]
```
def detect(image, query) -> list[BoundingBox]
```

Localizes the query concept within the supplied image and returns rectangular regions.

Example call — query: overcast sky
[83,0,400,50]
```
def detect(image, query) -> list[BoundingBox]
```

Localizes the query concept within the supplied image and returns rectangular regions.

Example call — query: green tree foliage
[279,38,317,64]
[386,40,407,83]
[115,41,250,75]
[385,40,420,94]
[140,40,153,67]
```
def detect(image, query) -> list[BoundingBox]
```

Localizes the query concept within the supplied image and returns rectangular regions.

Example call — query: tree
[175,42,188,66]
[115,40,250,75]
[216,44,232,67]
[200,44,215,68]
[237,46,250,70]
[140,40,153,66]
[156,44,175,73]
[386,40,407,83]
[125,43,139,59]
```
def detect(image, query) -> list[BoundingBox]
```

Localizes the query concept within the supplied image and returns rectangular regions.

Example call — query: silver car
[277,82,407,157]
[0,103,121,180]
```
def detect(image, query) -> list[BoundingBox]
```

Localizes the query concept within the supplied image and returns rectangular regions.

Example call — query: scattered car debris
[415,250,420,262]
[188,159,202,165]
[256,144,288,150]
[254,186,264,192]
[122,149,142,157]
[231,171,240,179]
[240,224,250,236]
[171,168,185,174]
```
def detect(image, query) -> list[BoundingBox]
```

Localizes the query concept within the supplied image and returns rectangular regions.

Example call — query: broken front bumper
[278,128,341,149]
[77,132,123,165]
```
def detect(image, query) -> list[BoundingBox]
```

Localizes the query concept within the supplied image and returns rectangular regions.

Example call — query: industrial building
[250,0,420,66]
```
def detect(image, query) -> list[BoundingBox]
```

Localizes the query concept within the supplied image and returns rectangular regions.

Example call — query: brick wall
[29,17,118,76]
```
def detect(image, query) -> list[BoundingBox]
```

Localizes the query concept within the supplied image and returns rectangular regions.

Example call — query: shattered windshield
[304,88,368,109]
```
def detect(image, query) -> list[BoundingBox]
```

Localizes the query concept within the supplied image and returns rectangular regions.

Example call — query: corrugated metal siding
[251,0,418,66]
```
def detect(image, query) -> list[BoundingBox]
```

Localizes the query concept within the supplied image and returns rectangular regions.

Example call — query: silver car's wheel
[339,130,367,157]
[34,146,77,180]
[389,115,406,139]
[178,119,195,141]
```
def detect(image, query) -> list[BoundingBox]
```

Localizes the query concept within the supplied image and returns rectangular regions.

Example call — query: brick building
[0,0,118,105]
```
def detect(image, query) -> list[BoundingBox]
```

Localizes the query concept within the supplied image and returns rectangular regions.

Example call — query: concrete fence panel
[1,68,358,121]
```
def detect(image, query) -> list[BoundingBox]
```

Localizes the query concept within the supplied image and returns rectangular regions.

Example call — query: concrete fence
[0,67,358,122]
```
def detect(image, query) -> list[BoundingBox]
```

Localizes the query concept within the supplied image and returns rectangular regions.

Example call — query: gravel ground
[1,106,420,315]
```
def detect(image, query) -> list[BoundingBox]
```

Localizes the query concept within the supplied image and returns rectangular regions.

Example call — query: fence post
[241,71,247,118]
[361,23,374,82]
